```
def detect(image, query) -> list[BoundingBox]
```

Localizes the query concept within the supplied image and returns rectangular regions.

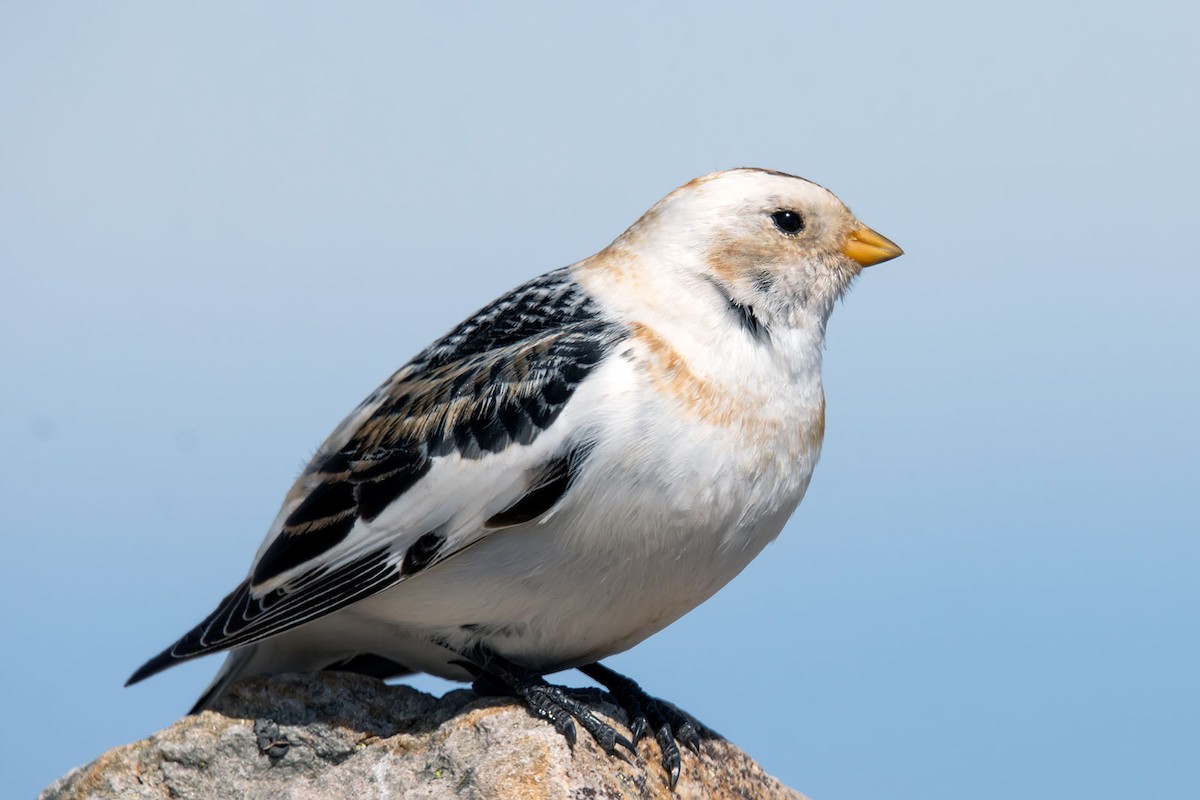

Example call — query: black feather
[705,276,770,344]
[127,545,399,686]
[401,532,445,575]
[252,514,356,586]
[353,455,431,522]
[486,443,593,528]
[130,271,631,686]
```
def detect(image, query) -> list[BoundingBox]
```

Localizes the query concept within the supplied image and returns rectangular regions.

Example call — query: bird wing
[128,269,627,684]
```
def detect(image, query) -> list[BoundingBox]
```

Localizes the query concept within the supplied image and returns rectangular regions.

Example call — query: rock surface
[42,672,804,800]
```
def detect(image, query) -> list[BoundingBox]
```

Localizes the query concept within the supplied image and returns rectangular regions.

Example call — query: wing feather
[129,269,627,683]
[127,545,396,684]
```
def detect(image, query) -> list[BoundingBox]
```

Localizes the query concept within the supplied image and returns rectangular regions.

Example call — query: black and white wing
[128,268,628,685]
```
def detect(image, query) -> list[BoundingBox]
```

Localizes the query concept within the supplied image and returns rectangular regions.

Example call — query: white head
[604,168,902,330]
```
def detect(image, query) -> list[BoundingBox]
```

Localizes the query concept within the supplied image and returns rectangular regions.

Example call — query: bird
[127,167,902,786]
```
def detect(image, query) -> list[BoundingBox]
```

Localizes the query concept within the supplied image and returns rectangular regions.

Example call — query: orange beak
[841,223,904,267]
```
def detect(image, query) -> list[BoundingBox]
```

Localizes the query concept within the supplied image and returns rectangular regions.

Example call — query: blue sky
[3,3,1197,798]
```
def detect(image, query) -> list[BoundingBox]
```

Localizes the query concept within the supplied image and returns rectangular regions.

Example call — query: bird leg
[579,662,714,788]
[453,643,635,758]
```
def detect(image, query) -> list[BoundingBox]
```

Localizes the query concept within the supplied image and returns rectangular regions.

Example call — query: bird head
[609,168,902,330]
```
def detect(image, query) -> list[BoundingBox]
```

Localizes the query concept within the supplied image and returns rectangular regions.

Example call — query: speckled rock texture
[41,672,804,799]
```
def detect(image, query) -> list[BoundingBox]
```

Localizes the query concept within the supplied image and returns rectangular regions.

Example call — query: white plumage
[129,167,902,784]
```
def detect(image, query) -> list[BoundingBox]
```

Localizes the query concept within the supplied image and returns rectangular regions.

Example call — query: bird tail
[127,609,421,713]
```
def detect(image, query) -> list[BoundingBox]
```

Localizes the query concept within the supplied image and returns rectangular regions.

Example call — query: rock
[41,672,804,800]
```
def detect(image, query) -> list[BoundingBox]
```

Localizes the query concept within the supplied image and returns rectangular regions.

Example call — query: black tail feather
[126,645,192,687]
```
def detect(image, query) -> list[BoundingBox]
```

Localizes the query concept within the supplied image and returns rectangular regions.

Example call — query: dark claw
[628,715,650,746]
[558,716,577,747]
[578,662,716,786]
[677,721,702,754]
[453,645,637,764]
[542,685,634,755]
[496,670,631,755]
[656,723,682,788]
[593,724,634,756]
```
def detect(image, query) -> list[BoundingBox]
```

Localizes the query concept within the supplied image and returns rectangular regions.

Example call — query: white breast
[344,313,826,677]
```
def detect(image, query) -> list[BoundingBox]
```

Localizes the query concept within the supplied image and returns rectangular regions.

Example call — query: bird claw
[556,715,577,747]
[463,648,687,775]
[577,662,716,787]
[511,679,638,756]
[655,723,682,788]
[628,715,650,746]
[677,721,702,754]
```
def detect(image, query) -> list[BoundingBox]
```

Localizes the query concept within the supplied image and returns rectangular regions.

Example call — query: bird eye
[771,209,804,234]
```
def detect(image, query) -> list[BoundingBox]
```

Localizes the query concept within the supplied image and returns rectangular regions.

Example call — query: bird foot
[511,678,635,756]
[456,644,712,786]
[462,646,634,758]
[579,662,716,789]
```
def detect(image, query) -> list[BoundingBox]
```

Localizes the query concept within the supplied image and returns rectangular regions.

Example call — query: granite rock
[41,671,804,800]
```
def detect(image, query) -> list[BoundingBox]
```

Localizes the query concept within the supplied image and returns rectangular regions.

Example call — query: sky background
[3,3,1198,798]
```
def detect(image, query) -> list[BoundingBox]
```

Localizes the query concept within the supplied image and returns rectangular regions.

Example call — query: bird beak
[841,224,903,267]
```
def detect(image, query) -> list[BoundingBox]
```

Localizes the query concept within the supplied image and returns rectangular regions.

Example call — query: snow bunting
[128,168,902,785]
